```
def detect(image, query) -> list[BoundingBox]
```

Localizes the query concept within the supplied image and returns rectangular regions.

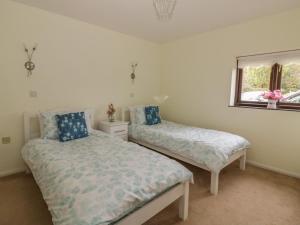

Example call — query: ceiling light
[153,0,177,21]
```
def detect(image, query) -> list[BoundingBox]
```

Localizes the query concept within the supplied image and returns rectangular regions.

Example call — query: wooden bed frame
[122,107,247,195]
[23,111,190,225]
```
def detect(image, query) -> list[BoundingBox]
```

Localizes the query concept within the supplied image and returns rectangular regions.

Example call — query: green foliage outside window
[281,64,300,95]
[242,64,300,95]
[242,66,270,92]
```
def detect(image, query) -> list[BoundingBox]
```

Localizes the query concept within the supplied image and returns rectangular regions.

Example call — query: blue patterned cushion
[55,112,88,142]
[145,106,161,125]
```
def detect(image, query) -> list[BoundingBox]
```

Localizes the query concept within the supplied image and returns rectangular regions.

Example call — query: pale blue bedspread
[129,121,250,172]
[22,130,192,225]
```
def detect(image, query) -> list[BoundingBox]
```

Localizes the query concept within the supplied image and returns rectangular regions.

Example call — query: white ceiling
[12,0,300,43]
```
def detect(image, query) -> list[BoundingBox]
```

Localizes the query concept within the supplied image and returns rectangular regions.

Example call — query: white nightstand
[99,120,129,141]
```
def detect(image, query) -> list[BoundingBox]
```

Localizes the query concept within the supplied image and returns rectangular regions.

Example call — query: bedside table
[99,120,129,141]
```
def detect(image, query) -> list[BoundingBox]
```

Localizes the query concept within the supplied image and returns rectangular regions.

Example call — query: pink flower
[262,90,283,100]
[273,90,283,100]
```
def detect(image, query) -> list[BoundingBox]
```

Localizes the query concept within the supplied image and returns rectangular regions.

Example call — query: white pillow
[39,109,93,139]
[128,105,146,125]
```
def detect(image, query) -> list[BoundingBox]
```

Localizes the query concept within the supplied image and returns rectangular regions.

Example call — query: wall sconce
[23,43,37,77]
[130,62,138,83]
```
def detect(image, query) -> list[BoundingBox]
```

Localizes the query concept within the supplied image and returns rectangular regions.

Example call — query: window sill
[229,105,300,112]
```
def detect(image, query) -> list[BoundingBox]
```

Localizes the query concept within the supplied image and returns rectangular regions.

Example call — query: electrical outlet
[29,90,38,98]
[2,137,11,144]
[130,92,135,98]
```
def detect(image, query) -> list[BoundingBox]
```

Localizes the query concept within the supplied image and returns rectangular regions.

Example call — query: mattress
[22,130,192,225]
[129,121,250,172]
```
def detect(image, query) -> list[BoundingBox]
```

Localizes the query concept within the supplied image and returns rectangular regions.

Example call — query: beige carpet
[0,163,299,225]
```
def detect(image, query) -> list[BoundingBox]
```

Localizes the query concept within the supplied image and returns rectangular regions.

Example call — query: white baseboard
[0,167,26,178]
[247,160,300,179]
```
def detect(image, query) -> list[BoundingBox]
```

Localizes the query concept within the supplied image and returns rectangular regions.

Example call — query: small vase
[267,99,277,109]
[108,115,115,122]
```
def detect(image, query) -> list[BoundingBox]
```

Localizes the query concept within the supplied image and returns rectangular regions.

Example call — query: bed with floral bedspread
[22,130,192,225]
[129,121,250,172]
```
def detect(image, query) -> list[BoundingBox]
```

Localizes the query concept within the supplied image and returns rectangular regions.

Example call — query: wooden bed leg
[179,181,189,221]
[240,153,246,171]
[210,171,219,195]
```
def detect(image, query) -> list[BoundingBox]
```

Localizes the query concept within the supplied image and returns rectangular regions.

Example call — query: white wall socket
[2,137,11,144]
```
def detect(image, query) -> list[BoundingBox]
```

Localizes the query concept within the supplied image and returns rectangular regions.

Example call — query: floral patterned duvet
[129,121,250,172]
[22,130,192,225]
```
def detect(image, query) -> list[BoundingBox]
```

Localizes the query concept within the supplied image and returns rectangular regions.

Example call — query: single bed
[22,111,193,225]
[122,107,250,195]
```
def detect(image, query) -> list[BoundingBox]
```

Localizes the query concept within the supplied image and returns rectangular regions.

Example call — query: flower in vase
[106,104,116,122]
[262,90,283,101]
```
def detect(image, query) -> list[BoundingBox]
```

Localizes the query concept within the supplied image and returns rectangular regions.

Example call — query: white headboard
[121,107,131,122]
[23,109,95,143]
[24,112,41,143]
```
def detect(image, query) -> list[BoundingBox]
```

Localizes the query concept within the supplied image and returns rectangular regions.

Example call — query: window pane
[241,66,271,102]
[280,63,300,103]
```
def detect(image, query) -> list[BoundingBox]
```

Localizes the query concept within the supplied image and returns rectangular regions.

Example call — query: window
[234,50,300,110]
[240,65,271,102]
[280,63,300,104]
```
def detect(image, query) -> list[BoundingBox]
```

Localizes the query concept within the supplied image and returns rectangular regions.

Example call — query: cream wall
[161,8,300,176]
[0,0,161,175]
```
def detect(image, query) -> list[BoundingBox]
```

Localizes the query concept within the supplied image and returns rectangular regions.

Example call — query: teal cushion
[56,112,88,142]
[145,106,161,125]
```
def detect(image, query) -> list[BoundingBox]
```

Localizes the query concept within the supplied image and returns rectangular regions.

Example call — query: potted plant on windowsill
[262,90,283,109]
